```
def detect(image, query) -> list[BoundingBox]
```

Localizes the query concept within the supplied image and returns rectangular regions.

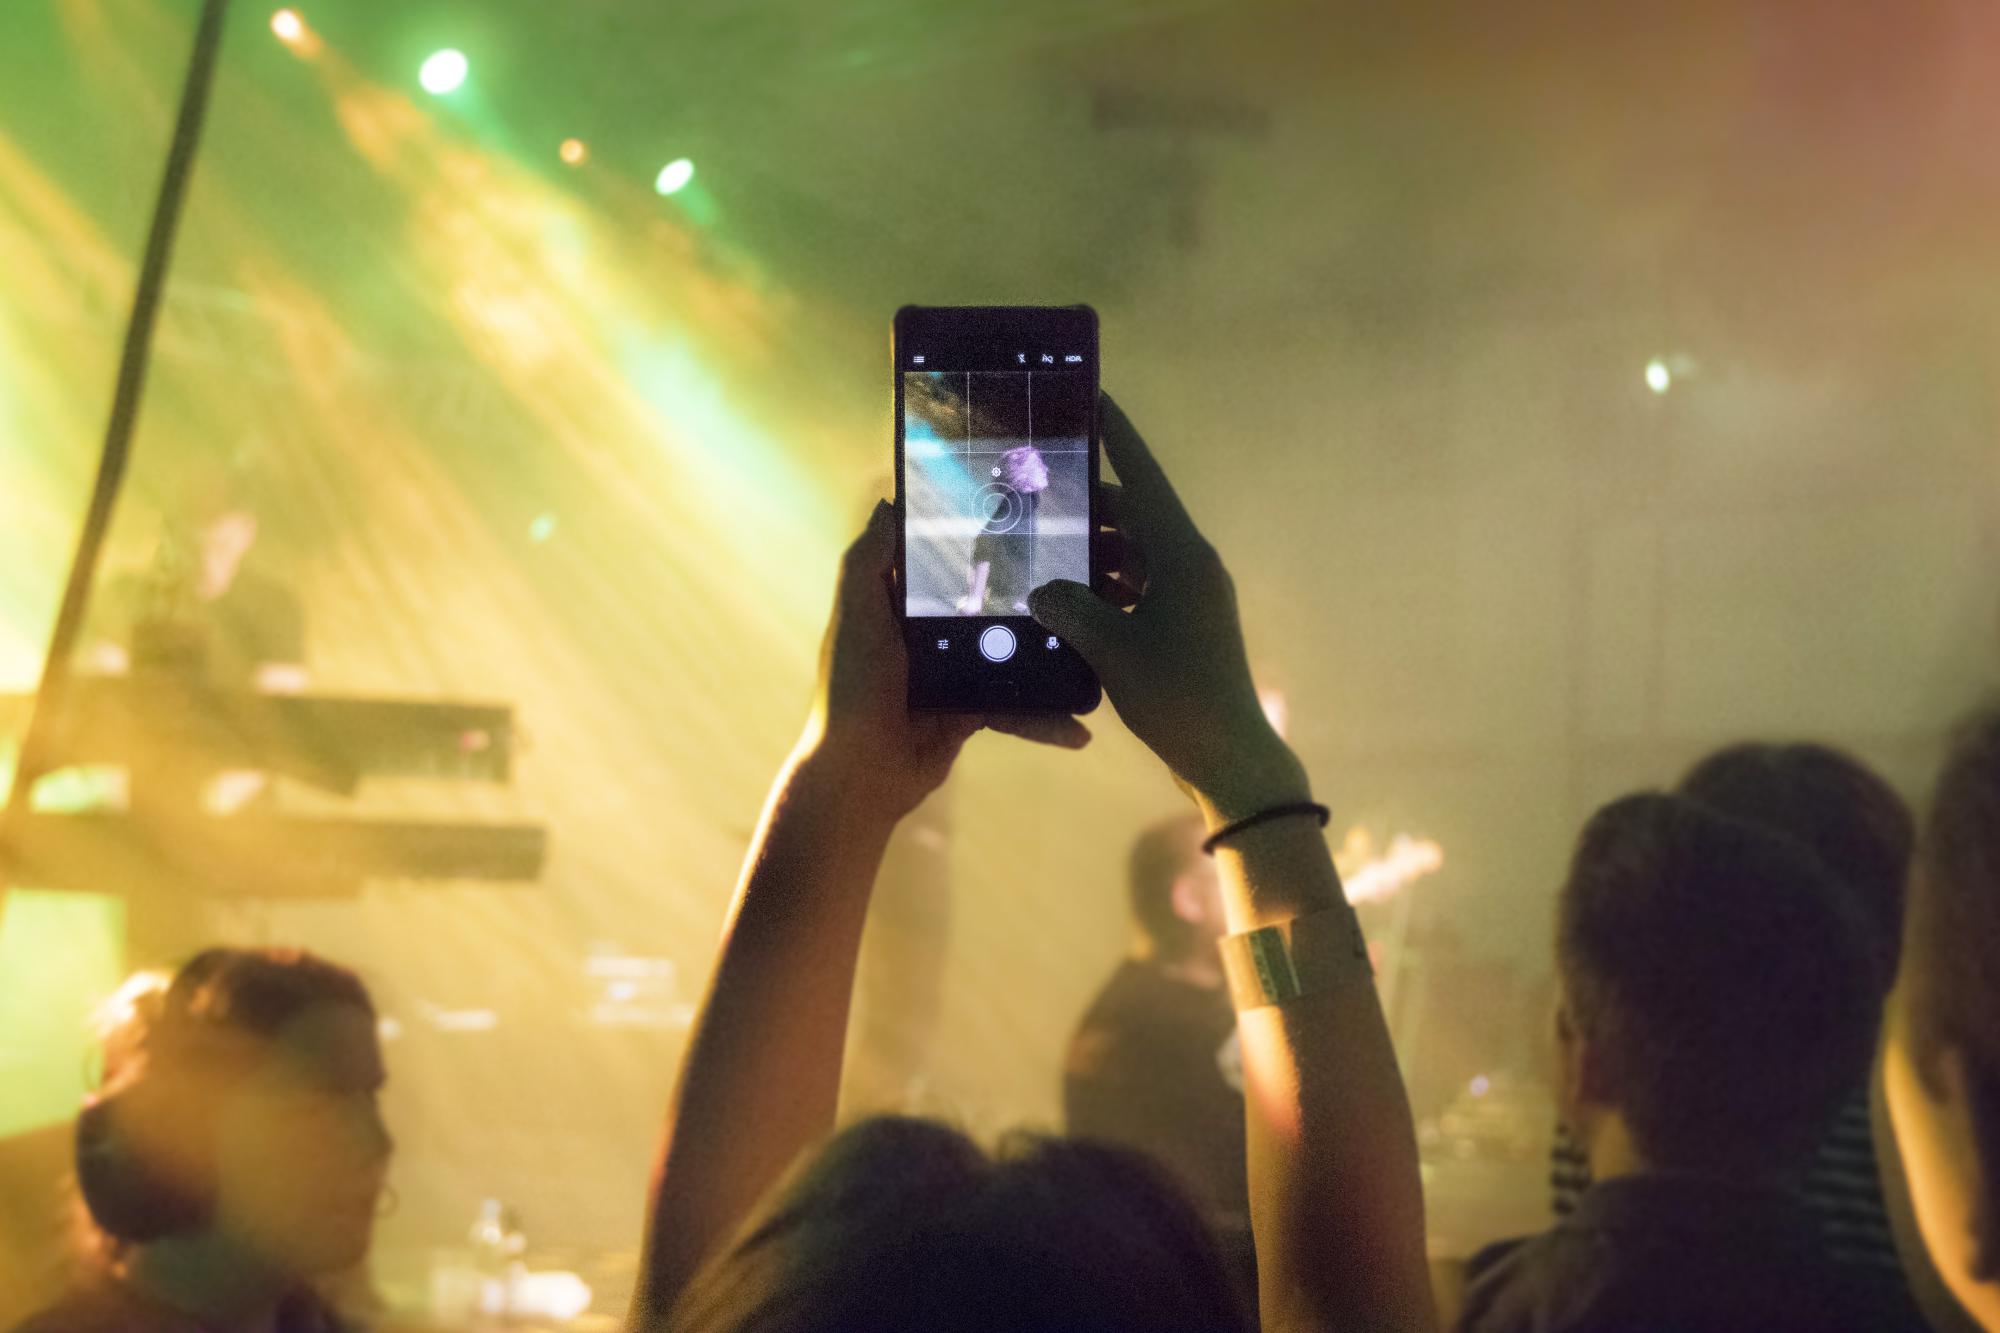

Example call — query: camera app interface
[902,363,1092,617]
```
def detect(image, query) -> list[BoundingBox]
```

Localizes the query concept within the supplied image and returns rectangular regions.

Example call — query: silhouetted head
[1554,793,1878,1179]
[75,948,391,1278]
[671,1115,1248,1332]
[1678,741,1913,992]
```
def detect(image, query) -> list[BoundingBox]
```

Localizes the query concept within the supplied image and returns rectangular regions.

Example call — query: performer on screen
[957,444,1049,615]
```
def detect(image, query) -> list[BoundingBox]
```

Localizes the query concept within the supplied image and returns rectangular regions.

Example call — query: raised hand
[1029,395,1305,818]
[809,502,1087,826]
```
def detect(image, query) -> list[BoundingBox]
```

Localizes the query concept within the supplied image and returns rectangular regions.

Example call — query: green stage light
[654,158,695,196]
[420,48,469,96]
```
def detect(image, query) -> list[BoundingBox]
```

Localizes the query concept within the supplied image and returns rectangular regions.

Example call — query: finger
[1028,579,1131,670]
[838,500,896,602]
[1094,572,1141,610]
[1092,529,1146,592]
[983,712,1092,750]
[930,712,983,749]
[1095,482,1124,531]
[1092,528,1127,574]
[1099,393,1201,550]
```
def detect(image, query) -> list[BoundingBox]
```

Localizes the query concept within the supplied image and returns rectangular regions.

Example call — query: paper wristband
[1218,905,1373,1010]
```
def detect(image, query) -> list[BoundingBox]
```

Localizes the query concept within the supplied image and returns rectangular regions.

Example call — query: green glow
[529,512,557,542]
[419,48,469,96]
[654,158,695,196]
[0,889,124,1135]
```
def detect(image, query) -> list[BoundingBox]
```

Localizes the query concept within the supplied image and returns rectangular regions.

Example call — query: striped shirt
[1550,1087,1902,1271]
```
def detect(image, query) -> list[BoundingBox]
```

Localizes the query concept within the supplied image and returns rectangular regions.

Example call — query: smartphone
[894,305,1102,714]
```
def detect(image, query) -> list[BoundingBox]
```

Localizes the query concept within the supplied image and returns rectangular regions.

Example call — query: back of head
[1127,814,1208,958]
[1905,709,2000,1301]
[1558,793,1878,1176]
[671,1115,1248,1333]
[1678,741,1914,989]
[91,969,173,1089]
[75,947,375,1244]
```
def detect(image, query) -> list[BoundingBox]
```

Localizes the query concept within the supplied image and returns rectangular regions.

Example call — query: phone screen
[894,306,1100,713]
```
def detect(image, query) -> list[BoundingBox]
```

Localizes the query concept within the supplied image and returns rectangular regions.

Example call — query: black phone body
[894,305,1102,714]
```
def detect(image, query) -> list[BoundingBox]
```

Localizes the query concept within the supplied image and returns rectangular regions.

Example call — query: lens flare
[419,49,469,96]
[654,158,695,196]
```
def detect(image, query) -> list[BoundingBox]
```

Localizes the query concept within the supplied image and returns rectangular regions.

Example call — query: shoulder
[1454,1233,1545,1333]
[226,569,302,615]
[1082,963,1217,1037]
[1079,961,1156,1015]
[276,1285,350,1333]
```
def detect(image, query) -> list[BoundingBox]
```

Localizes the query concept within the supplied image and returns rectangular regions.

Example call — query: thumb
[839,500,895,598]
[1030,580,1129,669]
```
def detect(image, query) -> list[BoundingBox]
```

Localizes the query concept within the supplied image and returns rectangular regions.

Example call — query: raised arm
[629,503,1085,1330]
[1031,396,1434,1333]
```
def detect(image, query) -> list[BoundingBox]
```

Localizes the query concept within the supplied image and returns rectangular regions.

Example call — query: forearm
[1199,736,1434,1333]
[632,744,896,1326]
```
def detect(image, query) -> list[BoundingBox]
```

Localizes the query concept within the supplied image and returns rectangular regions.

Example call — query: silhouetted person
[85,481,306,694]
[0,971,170,1331]
[1460,793,1912,1333]
[1547,742,1920,1310]
[9,948,392,1333]
[1884,708,2000,1331]
[959,445,1051,615]
[1064,813,1247,1226]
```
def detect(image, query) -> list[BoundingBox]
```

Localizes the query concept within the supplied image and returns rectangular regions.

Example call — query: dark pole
[0,0,235,882]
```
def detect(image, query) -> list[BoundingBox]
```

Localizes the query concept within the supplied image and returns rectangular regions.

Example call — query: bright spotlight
[654,158,695,196]
[559,138,589,166]
[1644,358,1672,395]
[420,48,469,96]
[270,8,305,42]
